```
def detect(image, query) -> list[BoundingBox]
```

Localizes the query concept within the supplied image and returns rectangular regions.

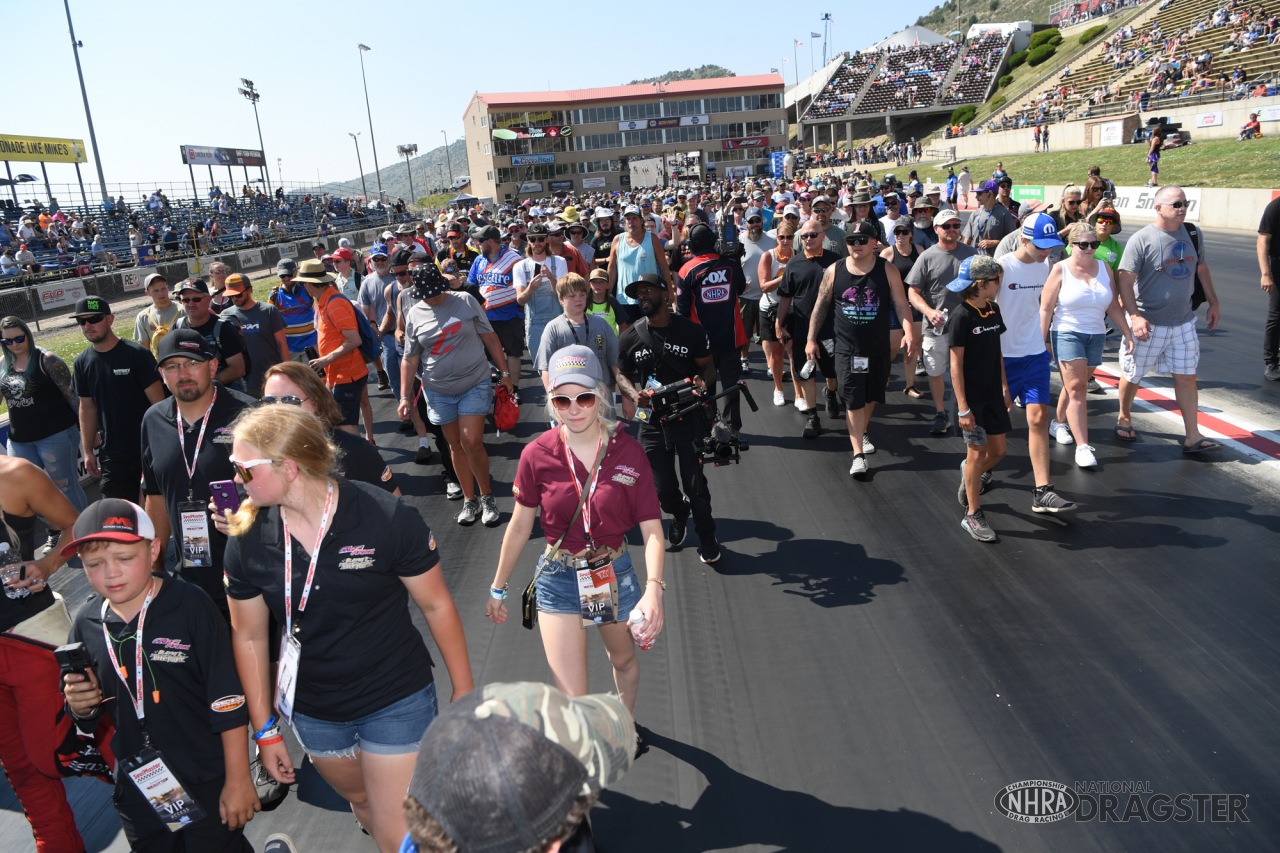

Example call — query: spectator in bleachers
[14,244,40,275]
[0,248,17,277]
[89,233,117,270]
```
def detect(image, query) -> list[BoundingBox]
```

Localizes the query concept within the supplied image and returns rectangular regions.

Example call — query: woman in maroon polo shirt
[485,345,664,732]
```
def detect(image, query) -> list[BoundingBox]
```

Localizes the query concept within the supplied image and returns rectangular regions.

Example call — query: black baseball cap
[155,328,215,365]
[70,296,111,318]
[61,498,157,557]
[624,273,666,299]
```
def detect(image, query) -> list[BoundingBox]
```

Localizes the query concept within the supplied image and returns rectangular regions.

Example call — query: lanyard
[562,428,604,546]
[281,481,335,637]
[175,386,217,501]
[102,579,158,726]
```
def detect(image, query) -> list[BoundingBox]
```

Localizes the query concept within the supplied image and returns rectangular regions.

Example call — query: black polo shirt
[69,577,247,795]
[141,382,253,610]
[71,338,161,460]
[223,478,438,721]
[331,428,398,493]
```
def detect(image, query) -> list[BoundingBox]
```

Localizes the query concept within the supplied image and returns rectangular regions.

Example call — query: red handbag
[493,385,519,432]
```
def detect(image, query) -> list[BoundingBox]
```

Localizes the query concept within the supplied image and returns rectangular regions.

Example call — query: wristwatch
[500,371,511,377]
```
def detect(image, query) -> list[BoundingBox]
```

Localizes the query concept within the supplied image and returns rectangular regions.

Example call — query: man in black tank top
[807,222,919,479]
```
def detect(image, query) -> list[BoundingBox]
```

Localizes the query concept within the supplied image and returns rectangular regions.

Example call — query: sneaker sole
[961,519,998,542]
[482,517,500,528]
[1031,501,1075,514]
[700,552,722,564]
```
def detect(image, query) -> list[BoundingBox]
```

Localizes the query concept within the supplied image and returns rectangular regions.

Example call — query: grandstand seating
[856,42,961,114]
[802,52,884,120]
[0,192,375,286]
[943,32,1011,105]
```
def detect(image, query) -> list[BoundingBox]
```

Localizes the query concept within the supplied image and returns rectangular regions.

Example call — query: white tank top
[1052,262,1112,334]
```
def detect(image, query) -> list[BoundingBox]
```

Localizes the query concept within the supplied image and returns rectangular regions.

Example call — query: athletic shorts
[789,334,835,379]
[330,379,363,427]
[740,297,761,341]
[965,401,1012,438]
[490,317,526,358]
[835,353,889,411]
[1119,318,1199,382]
[1003,349,1053,406]
[921,332,950,377]
[760,306,780,342]
[1148,153,1160,172]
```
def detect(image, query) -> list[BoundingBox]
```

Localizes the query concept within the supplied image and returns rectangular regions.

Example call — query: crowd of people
[0,147,1250,851]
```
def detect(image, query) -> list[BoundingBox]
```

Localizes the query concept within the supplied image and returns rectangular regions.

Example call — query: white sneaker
[1050,420,1075,445]
[849,455,869,479]
[1075,444,1098,468]
[479,494,501,527]
[773,390,786,406]
[794,397,807,412]
[861,435,876,454]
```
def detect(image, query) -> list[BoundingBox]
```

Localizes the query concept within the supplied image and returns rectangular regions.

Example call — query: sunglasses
[1,335,27,347]
[229,457,275,482]
[1073,241,1101,250]
[893,228,913,236]
[550,391,600,411]
[799,233,823,240]
[847,236,873,246]
[938,222,962,230]
[260,395,304,406]
[394,270,412,278]
[180,296,208,304]
[529,236,547,242]
[75,314,106,325]
[1065,200,1081,205]
[1164,201,1187,209]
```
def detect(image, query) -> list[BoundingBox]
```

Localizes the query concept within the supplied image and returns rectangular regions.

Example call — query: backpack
[174,315,252,378]
[319,292,382,363]
[146,306,173,356]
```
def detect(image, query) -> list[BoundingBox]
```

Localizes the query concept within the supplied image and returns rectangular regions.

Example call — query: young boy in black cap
[61,498,259,851]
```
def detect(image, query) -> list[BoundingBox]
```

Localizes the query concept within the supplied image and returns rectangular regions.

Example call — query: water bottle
[0,543,29,600]
[629,609,654,651]
[799,358,818,380]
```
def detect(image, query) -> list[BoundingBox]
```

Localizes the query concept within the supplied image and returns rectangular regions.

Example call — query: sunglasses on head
[75,314,106,326]
[260,395,303,406]
[1073,241,1101,250]
[1,334,27,346]
[229,457,275,482]
[550,391,599,410]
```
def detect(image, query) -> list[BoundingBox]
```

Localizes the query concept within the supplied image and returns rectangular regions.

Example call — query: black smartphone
[532,263,542,276]
[209,480,241,516]
[304,345,320,361]
[54,642,96,678]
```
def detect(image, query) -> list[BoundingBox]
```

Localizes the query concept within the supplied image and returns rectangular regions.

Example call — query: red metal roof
[468,74,784,113]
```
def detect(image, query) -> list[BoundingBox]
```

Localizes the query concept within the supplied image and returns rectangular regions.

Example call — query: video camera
[637,378,759,466]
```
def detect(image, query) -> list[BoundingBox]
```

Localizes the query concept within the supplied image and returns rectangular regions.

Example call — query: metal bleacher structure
[796,28,1016,147]
[0,188,397,328]
[983,0,1280,131]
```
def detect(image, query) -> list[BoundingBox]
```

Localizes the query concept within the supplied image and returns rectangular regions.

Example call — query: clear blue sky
[11,1,944,194]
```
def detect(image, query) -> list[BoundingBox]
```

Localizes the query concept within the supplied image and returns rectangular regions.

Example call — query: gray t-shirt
[403,292,495,396]
[793,223,849,258]
[219,302,286,391]
[357,271,397,326]
[535,313,619,377]
[905,242,977,336]
[740,232,776,301]
[1118,223,1199,327]
[961,203,1020,257]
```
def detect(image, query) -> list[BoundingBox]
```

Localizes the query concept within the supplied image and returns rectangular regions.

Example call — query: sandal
[1115,420,1137,442]
[903,386,925,399]
[1182,438,1222,454]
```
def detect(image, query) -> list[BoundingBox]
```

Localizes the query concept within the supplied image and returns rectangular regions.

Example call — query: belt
[553,544,625,563]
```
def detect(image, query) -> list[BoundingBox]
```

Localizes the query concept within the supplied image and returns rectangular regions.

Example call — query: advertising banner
[581,177,607,189]
[550,180,574,191]
[277,243,298,258]
[491,126,572,140]
[618,115,709,132]
[180,145,266,167]
[722,137,769,150]
[511,154,556,166]
[237,249,263,269]
[122,268,148,292]
[1109,186,1202,222]
[1011,185,1045,203]
[518,181,544,193]
[36,280,87,310]
[137,245,157,267]
[1098,121,1124,147]
[0,134,87,164]
[1195,111,1223,128]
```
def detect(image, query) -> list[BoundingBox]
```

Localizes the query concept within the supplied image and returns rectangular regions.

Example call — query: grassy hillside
[629,66,735,85]
[916,0,1053,30]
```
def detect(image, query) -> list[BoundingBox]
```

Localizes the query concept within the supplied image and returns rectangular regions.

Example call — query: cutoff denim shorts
[290,682,437,759]
[534,549,642,619]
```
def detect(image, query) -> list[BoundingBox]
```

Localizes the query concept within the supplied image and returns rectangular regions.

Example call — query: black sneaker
[825,388,842,419]
[930,410,951,435]
[803,413,822,439]
[1266,363,1280,382]
[264,834,300,853]
[634,723,650,759]
[699,541,722,564]
[398,419,415,434]
[668,505,689,549]
[961,511,998,543]
[43,531,60,555]
[414,445,433,465]
[1032,485,1076,514]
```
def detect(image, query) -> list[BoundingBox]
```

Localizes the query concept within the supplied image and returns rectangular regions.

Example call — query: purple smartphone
[209,480,241,516]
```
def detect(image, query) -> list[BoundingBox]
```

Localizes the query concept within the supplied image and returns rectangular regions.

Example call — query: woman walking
[485,346,663,746]
[880,222,925,397]
[513,222,568,371]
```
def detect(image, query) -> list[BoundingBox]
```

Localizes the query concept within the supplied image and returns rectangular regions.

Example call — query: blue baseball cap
[945,256,1002,292]
[370,243,389,257]
[1022,213,1064,249]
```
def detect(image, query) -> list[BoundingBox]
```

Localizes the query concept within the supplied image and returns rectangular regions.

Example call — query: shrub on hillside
[1009,49,1029,69]
[1030,28,1061,49]
[990,94,1007,112]
[1079,24,1107,45]
[999,74,1014,88]
[950,105,978,126]
[1027,44,1057,66]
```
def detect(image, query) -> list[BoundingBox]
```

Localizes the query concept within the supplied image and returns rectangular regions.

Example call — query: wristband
[256,734,284,747]
[957,408,971,417]
[500,371,511,377]
[490,585,508,600]
[646,578,667,590]
[252,715,279,741]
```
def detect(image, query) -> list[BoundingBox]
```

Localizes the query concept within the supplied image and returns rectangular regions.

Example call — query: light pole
[397,144,417,207]
[277,157,283,191]
[441,130,454,188]
[357,44,386,217]
[237,79,273,197]
[348,132,368,200]
[63,0,108,203]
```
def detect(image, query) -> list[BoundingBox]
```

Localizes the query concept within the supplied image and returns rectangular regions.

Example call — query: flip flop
[1182,438,1222,454]
[903,386,925,399]
[1115,422,1137,442]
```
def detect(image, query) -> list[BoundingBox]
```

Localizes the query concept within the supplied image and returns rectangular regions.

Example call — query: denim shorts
[1052,330,1105,367]
[290,682,437,759]
[425,377,493,426]
[534,549,642,619]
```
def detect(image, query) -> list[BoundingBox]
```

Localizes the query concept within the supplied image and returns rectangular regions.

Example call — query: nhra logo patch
[702,286,731,303]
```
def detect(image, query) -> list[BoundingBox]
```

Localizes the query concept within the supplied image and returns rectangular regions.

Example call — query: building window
[481,116,488,127]
[486,171,494,181]
[484,143,490,155]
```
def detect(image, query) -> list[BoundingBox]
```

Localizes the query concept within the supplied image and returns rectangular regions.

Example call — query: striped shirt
[467,246,524,321]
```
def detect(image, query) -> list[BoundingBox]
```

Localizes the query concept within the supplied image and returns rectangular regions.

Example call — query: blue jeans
[381,333,402,399]
[8,425,87,512]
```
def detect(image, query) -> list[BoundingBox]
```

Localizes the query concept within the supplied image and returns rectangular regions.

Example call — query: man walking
[1256,195,1280,380]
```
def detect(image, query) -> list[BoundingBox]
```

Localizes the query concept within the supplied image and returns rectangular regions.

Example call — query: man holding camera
[617,274,721,565]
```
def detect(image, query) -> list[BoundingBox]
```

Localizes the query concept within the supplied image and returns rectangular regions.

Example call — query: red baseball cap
[330,247,354,262]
